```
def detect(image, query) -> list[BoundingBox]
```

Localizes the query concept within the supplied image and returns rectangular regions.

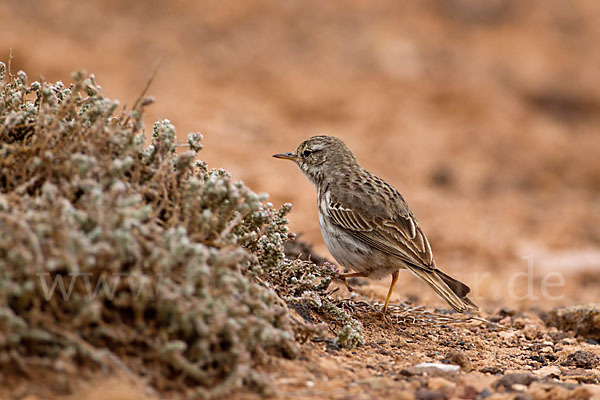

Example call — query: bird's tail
[406,266,478,313]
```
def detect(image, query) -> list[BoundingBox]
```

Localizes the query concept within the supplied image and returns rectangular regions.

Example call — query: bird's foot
[333,275,358,293]
[336,272,369,294]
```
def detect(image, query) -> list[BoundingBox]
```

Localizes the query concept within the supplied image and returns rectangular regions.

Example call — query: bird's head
[273,135,356,185]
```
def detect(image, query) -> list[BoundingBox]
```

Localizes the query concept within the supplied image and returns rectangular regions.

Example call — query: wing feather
[326,195,434,271]
[324,186,476,312]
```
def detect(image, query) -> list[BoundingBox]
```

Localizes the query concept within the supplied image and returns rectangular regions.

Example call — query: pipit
[274,135,477,314]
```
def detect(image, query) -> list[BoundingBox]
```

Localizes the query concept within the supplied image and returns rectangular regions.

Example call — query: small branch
[123,57,161,127]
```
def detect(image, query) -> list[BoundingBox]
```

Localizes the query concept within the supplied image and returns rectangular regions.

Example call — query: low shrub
[0,64,363,398]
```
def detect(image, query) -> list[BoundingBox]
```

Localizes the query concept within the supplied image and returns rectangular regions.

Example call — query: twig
[123,57,161,127]
[333,298,508,329]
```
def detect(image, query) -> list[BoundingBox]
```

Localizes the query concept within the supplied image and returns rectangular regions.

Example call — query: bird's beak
[273,152,299,161]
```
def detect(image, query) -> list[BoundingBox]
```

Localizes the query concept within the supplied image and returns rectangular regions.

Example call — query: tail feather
[437,270,479,310]
[406,266,478,312]
[437,269,469,297]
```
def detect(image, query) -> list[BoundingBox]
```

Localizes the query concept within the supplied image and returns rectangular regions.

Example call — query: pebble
[499,330,517,339]
[415,362,460,373]
[401,362,460,378]
[545,304,600,343]
[563,350,600,369]
[354,377,395,390]
[325,342,341,353]
[493,373,538,391]
[533,365,560,378]
[512,383,528,392]
[480,366,503,375]
[560,368,599,384]
[523,324,538,340]
[442,351,472,372]
[415,389,446,400]
[427,376,456,393]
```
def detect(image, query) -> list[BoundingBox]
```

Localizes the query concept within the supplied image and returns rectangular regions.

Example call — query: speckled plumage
[274,135,477,313]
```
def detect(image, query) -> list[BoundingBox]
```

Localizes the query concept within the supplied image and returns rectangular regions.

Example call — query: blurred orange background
[2,0,599,310]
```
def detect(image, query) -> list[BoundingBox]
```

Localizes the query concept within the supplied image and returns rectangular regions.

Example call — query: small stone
[481,366,503,375]
[512,384,528,392]
[533,365,561,378]
[544,304,600,342]
[562,350,600,369]
[493,373,538,391]
[561,369,599,384]
[428,376,456,395]
[571,386,595,400]
[356,377,394,390]
[499,330,517,340]
[529,381,591,400]
[415,389,446,400]
[523,324,538,340]
[499,307,517,317]
[458,386,479,399]
[394,391,415,400]
[378,349,393,356]
[529,354,546,365]
[442,351,472,372]
[562,338,578,345]
[401,363,460,378]
[415,362,460,373]
[325,342,341,353]
[512,317,529,329]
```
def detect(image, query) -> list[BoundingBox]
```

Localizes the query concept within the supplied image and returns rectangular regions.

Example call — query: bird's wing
[326,195,435,271]
[326,186,475,312]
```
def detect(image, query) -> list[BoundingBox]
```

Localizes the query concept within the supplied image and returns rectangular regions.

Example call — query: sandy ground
[1,0,599,398]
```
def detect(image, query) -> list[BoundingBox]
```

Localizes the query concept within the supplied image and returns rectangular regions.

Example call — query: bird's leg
[382,270,399,314]
[338,272,369,293]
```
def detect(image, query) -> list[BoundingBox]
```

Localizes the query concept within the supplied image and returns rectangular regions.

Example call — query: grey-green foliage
[0,65,300,397]
[264,258,364,348]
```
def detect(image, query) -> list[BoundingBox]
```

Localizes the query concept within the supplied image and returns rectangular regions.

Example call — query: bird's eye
[303,150,312,157]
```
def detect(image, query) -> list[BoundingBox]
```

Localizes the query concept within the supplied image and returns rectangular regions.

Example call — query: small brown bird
[274,135,477,313]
